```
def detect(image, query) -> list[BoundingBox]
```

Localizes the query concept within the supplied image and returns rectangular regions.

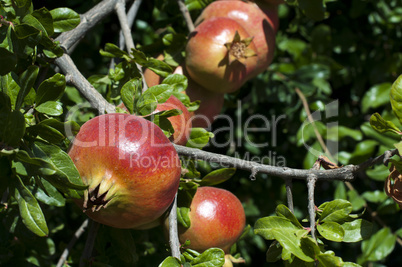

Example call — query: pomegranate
[172,186,246,253]
[153,95,192,145]
[143,61,224,129]
[68,113,181,229]
[256,0,280,32]
[185,17,258,94]
[195,0,276,76]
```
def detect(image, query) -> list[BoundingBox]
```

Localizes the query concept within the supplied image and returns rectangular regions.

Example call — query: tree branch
[54,54,116,114]
[169,193,181,259]
[115,0,135,52]
[177,0,195,32]
[119,0,143,50]
[56,0,131,53]
[79,220,100,267]
[57,219,89,267]
[307,175,317,240]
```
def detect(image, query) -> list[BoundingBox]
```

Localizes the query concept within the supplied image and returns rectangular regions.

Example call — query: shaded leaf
[13,175,49,237]
[369,113,401,135]
[16,65,39,110]
[390,75,402,125]
[200,168,236,186]
[35,73,66,105]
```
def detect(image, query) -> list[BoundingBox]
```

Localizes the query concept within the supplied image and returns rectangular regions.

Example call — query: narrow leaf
[16,65,39,110]
[14,175,49,236]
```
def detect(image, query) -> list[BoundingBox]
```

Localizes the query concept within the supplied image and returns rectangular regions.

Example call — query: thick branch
[174,145,397,181]
[54,54,116,114]
[56,0,131,53]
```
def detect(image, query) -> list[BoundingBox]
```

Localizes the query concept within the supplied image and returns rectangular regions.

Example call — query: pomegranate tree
[68,113,181,229]
[195,0,276,76]
[185,17,258,94]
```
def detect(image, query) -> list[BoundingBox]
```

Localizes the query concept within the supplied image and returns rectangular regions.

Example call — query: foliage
[0,0,402,266]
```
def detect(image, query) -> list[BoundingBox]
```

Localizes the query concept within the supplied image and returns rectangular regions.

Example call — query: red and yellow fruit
[195,0,276,76]
[68,113,181,229]
[173,186,246,253]
[185,17,258,94]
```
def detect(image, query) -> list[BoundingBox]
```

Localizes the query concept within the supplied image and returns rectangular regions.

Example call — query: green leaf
[185,0,214,11]
[35,74,66,105]
[32,178,66,207]
[266,241,282,262]
[131,49,173,77]
[390,75,402,125]
[200,168,236,186]
[100,43,129,58]
[13,175,49,237]
[121,78,141,114]
[254,216,307,240]
[316,251,344,267]
[31,7,54,36]
[190,248,225,266]
[32,141,86,198]
[0,109,25,147]
[318,199,353,223]
[360,227,396,264]
[361,190,388,203]
[50,8,80,33]
[177,207,191,228]
[22,14,49,37]
[15,150,57,176]
[275,204,304,229]
[35,101,63,116]
[369,113,401,135]
[317,222,344,242]
[341,219,372,243]
[162,74,188,92]
[159,256,181,267]
[186,128,214,149]
[0,48,17,75]
[270,229,314,262]
[362,83,392,113]
[108,228,138,263]
[15,65,39,110]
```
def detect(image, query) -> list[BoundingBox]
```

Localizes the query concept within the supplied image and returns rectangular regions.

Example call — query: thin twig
[114,0,148,92]
[285,178,294,213]
[115,0,135,52]
[307,175,317,241]
[177,0,195,32]
[79,220,100,267]
[119,0,143,50]
[295,88,330,159]
[169,193,181,259]
[57,219,89,267]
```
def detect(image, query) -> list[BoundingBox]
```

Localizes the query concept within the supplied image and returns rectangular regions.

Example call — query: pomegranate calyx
[83,183,113,212]
[224,31,256,64]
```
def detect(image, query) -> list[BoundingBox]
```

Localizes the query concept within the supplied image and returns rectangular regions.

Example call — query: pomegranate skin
[195,0,276,76]
[154,95,192,145]
[178,187,246,253]
[185,17,258,94]
[68,113,181,229]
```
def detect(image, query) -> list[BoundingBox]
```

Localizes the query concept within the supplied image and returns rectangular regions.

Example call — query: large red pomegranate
[173,186,246,253]
[195,0,276,76]
[68,113,181,229]
[185,17,258,94]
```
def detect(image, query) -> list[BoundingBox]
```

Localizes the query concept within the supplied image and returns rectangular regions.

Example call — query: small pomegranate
[195,0,276,76]
[172,186,246,253]
[68,113,181,229]
[185,17,258,94]
[153,95,192,145]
